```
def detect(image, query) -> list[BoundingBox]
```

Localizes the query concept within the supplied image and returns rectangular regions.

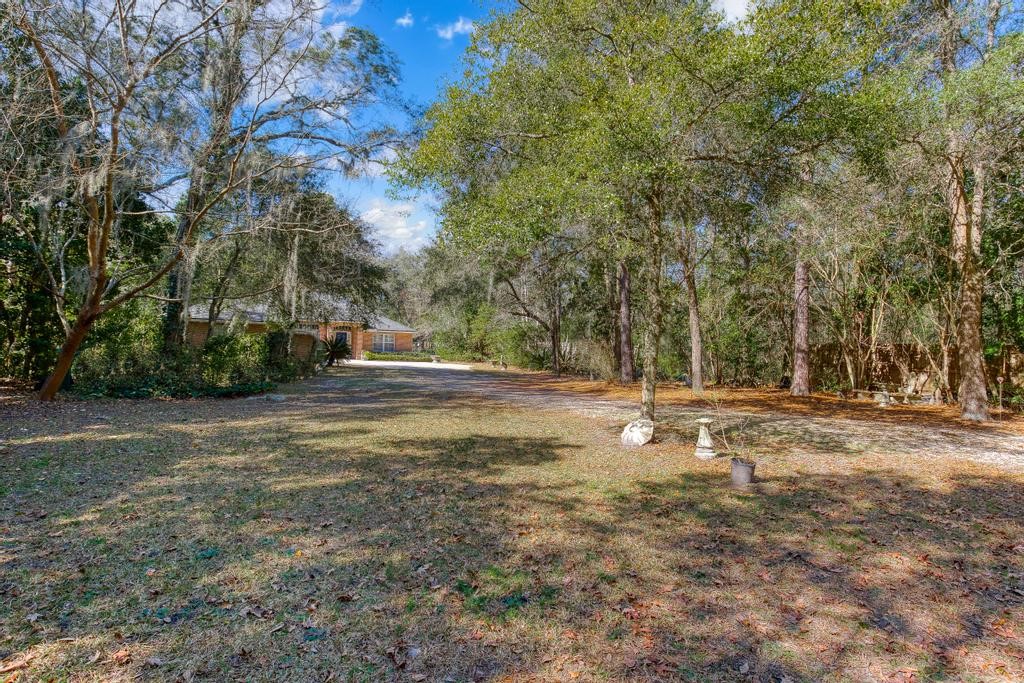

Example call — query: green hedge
[362,351,437,362]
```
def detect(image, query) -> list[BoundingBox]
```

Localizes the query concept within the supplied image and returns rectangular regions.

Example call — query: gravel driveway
[310,365,1024,471]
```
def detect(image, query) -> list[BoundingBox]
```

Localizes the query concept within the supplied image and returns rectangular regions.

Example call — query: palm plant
[324,338,351,367]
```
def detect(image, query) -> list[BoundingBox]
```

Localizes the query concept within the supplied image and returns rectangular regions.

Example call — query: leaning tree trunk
[617,261,635,385]
[37,274,106,400]
[791,259,810,397]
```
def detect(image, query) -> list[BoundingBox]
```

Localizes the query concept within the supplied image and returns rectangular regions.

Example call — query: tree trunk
[606,263,621,378]
[162,192,202,349]
[640,204,664,421]
[38,305,95,400]
[791,259,810,396]
[680,229,703,393]
[939,0,989,419]
[954,245,989,421]
[551,285,561,377]
[947,164,989,420]
[204,240,245,343]
[617,261,635,385]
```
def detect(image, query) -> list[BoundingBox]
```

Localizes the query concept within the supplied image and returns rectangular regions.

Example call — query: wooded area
[2,0,1024,423]
[392,0,1024,423]
[4,2,1024,680]
[2,0,394,398]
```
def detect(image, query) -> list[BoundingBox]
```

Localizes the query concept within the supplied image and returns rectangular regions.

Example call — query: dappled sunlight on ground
[486,366,1024,436]
[1,367,1022,681]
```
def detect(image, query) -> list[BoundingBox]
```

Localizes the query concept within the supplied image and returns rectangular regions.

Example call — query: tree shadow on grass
[2,375,1023,682]
[547,469,1024,682]
[0,393,577,681]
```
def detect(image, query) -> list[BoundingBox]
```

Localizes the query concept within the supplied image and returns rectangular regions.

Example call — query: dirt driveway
[314,365,1024,471]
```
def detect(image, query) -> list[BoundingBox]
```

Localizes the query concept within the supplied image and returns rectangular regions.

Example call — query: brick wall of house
[187,321,211,347]
[291,333,317,360]
[358,330,413,354]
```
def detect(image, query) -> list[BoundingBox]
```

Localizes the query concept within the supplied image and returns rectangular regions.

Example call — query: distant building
[186,298,416,359]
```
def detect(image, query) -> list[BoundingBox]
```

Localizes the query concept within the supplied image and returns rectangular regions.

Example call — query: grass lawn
[1,369,1022,682]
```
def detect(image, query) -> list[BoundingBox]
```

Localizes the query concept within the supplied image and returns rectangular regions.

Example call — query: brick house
[319,314,416,357]
[186,300,415,359]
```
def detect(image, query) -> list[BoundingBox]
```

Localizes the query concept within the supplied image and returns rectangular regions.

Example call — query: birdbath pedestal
[694,418,717,460]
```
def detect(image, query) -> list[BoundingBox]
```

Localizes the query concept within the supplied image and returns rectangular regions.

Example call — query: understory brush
[71,305,318,398]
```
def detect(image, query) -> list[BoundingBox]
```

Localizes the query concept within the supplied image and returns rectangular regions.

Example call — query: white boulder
[621,418,654,448]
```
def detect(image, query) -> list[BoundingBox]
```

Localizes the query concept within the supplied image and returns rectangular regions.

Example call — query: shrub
[324,338,351,366]
[362,351,436,362]
[71,303,317,398]
[201,333,269,386]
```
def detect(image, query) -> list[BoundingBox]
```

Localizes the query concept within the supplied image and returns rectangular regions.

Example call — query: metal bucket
[731,458,756,486]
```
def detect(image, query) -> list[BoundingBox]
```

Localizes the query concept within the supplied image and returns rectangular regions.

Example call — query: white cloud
[713,0,749,22]
[334,0,363,17]
[436,17,474,41]
[360,198,433,253]
[321,0,361,36]
[325,20,348,37]
[358,147,398,178]
[395,10,414,28]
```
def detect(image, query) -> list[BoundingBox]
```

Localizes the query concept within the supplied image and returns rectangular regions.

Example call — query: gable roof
[187,298,415,333]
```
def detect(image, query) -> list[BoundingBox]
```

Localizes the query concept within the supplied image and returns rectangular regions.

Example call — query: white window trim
[372,332,395,353]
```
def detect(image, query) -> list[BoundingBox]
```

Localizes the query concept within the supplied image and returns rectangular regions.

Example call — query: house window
[372,333,395,353]
[334,330,350,345]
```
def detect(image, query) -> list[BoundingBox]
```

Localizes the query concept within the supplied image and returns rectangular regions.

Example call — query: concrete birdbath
[694,417,717,460]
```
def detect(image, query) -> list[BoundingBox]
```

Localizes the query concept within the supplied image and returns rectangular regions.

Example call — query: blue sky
[334,0,750,255]
[328,0,487,255]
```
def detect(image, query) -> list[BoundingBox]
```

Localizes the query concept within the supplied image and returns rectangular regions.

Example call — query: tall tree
[4,0,399,399]
[892,0,1024,419]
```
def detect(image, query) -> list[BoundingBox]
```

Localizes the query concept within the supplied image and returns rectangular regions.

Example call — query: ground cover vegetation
[391,0,1024,423]
[1,366,1022,681]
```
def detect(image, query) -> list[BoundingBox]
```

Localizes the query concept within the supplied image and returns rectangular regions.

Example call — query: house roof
[187,299,416,333]
[315,296,416,333]
[188,303,272,323]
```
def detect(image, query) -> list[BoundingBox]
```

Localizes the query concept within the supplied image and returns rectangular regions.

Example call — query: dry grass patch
[1,371,1022,682]
[487,367,1024,436]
